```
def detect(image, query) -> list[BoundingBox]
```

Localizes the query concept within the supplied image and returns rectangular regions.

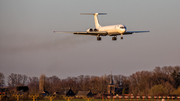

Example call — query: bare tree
[17,74,23,86]
[28,76,39,94]
[90,76,102,93]
[7,73,29,87]
[46,75,61,94]
[77,75,84,91]
[8,73,17,87]
[100,75,108,93]
[83,75,91,91]
[0,72,5,87]
[22,75,28,86]
[114,74,125,87]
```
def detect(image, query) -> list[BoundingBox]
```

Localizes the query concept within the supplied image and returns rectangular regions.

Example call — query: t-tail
[80,13,107,28]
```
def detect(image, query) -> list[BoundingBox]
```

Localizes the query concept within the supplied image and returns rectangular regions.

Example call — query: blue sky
[0,0,180,83]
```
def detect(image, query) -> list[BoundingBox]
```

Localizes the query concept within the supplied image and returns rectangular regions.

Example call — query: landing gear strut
[121,34,123,39]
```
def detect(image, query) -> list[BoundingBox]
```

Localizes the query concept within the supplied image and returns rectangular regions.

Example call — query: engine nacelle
[87,28,99,32]
[94,28,98,31]
[87,28,93,32]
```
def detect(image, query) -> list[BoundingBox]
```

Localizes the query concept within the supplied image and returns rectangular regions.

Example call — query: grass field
[23,98,180,101]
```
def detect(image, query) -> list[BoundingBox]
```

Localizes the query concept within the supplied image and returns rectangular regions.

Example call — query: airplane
[53,13,149,41]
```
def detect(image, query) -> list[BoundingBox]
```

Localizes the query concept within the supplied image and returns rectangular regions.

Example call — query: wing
[124,31,150,34]
[53,31,108,36]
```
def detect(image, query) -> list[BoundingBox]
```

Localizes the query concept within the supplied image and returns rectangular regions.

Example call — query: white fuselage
[86,24,126,36]
[98,24,126,35]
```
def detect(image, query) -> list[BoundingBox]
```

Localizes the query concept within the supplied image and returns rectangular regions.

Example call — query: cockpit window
[120,26,126,29]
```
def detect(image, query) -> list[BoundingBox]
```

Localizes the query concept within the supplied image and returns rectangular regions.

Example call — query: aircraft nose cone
[123,29,126,33]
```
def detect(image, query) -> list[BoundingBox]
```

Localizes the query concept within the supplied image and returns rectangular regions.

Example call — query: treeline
[0,66,180,95]
[129,66,180,95]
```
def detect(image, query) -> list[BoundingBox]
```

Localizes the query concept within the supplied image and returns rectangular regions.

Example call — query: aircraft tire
[112,37,117,41]
[97,37,101,41]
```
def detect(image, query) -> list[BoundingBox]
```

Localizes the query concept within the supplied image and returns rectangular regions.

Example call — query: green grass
[23,99,180,101]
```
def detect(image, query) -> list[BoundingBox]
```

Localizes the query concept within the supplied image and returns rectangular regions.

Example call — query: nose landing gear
[121,34,123,39]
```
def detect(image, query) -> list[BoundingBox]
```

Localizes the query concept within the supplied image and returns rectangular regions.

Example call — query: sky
[0,0,180,84]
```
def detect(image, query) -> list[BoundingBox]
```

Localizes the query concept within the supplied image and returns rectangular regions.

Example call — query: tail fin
[80,13,107,28]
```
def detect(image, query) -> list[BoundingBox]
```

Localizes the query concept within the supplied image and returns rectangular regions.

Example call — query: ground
[23,98,180,101]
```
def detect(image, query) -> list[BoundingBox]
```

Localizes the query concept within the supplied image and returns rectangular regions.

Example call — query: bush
[150,84,168,95]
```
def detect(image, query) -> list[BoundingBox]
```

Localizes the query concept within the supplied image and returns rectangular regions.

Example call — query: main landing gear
[112,36,117,41]
[96,36,123,41]
[112,36,123,40]
[97,36,101,41]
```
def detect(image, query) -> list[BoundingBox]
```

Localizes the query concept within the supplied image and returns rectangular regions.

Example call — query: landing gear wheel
[121,37,123,39]
[112,37,117,41]
[97,37,101,41]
